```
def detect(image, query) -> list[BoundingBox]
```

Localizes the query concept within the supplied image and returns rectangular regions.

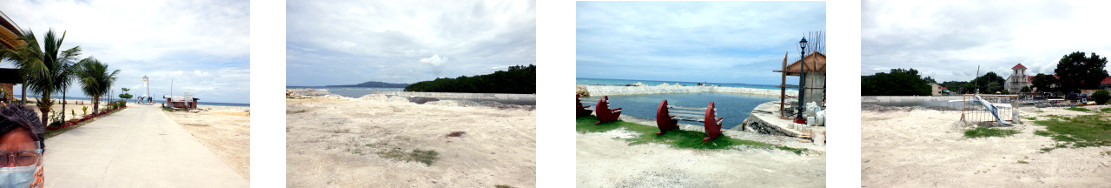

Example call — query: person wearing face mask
[0,105,44,188]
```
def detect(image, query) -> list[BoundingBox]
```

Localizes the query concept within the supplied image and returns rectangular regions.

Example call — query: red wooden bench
[577,94,593,117]
[594,96,622,125]
[655,100,679,135]
[703,102,723,142]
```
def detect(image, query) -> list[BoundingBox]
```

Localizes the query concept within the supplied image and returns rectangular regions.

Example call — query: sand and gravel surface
[577,119,825,187]
[286,94,536,187]
[163,104,251,179]
[862,105,1111,187]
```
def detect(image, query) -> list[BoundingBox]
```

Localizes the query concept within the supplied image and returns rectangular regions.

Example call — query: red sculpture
[703,102,723,142]
[576,94,593,117]
[594,96,622,125]
[655,100,679,135]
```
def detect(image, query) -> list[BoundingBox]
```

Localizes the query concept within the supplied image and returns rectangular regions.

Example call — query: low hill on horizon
[325,81,409,88]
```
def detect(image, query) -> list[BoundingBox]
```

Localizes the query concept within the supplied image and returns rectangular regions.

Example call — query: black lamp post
[795,37,807,124]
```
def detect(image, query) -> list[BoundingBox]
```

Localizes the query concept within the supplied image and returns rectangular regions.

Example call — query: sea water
[285,86,402,98]
[581,92,776,129]
[286,86,535,105]
[576,77,793,91]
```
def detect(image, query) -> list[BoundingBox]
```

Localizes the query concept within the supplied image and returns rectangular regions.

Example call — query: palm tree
[0,33,43,105]
[17,29,82,127]
[75,57,118,114]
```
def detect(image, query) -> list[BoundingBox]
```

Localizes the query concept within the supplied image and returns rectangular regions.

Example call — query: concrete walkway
[44,105,247,187]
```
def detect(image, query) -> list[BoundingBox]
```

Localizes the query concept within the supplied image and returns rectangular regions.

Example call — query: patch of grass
[576,116,804,154]
[1033,130,1052,136]
[377,149,439,166]
[1036,110,1044,113]
[963,127,1020,138]
[1102,151,1111,156]
[1066,107,1091,112]
[1017,160,1028,164]
[1033,114,1111,148]
[495,185,515,188]
[1102,108,1111,113]
[1024,117,1036,120]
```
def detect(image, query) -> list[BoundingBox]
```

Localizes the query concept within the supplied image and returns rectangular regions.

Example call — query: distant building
[0,69,18,102]
[164,93,199,110]
[1101,77,1111,90]
[0,11,24,102]
[1004,63,1032,93]
[930,83,944,96]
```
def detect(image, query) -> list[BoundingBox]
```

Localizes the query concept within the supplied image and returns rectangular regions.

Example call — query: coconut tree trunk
[20,83,26,104]
[38,93,51,128]
[92,95,99,114]
[61,91,66,121]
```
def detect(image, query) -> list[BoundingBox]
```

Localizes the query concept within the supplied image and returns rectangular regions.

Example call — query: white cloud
[286,0,535,85]
[2,0,250,103]
[419,54,447,66]
[863,0,1111,82]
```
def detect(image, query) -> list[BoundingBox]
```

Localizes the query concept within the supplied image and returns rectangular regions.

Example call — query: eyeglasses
[0,149,40,167]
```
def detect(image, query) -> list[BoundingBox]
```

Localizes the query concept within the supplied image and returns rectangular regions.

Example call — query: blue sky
[863,0,1111,82]
[576,1,825,85]
[0,0,250,104]
[286,0,536,86]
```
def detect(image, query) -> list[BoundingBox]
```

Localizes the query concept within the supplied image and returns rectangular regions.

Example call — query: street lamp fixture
[795,37,808,124]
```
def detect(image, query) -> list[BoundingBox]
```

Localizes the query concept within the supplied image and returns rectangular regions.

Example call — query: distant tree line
[1029,51,1109,93]
[861,68,933,96]
[404,64,535,94]
[863,51,1110,96]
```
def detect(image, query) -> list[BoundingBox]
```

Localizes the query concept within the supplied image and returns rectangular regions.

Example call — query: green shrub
[1093,90,1110,105]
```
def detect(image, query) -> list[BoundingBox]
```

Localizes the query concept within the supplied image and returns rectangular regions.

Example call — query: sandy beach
[286,93,536,187]
[162,104,251,179]
[862,105,1111,187]
[17,98,105,122]
[577,116,825,187]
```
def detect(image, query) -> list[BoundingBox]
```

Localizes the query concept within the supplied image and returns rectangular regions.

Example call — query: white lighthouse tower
[143,75,150,104]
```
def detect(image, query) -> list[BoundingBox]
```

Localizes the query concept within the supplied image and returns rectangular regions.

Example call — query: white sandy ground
[861,105,1111,187]
[162,104,251,179]
[286,95,536,187]
[577,117,826,187]
[19,99,105,121]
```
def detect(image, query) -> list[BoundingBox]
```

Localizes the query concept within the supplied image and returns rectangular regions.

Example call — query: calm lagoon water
[581,92,776,129]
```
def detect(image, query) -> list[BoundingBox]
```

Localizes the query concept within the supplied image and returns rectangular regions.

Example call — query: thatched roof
[774,52,825,76]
